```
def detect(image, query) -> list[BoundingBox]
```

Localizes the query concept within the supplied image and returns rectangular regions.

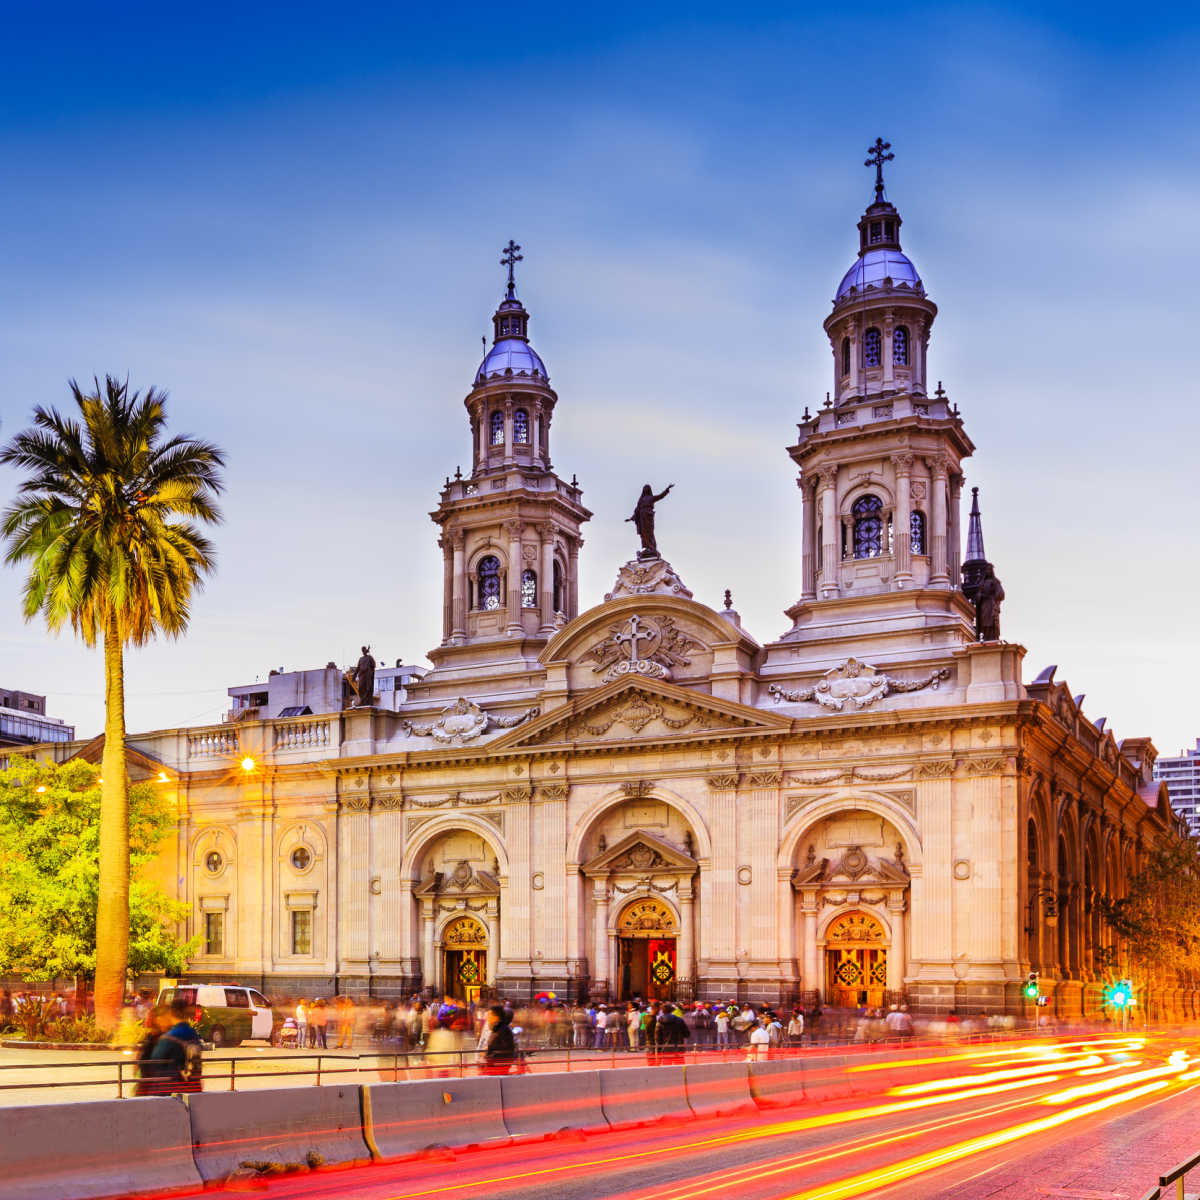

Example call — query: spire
[488,239,532,347]
[964,486,986,563]
[864,137,894,204]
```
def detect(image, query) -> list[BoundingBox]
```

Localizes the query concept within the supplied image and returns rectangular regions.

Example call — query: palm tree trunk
[94,614,129,1030]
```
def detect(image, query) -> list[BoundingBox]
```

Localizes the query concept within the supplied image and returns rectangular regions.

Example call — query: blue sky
[2,1,1197,753]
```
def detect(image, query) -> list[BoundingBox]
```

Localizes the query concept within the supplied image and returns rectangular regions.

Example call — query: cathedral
[60,148,1183,1016]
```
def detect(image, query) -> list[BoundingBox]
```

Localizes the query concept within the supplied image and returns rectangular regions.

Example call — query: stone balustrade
[187,728,240,759]
[273,718,331,751]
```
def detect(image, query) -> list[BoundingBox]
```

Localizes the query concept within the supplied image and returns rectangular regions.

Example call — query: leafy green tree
[1100,840,1200,1000]
[1,377,223,1027]
[0,756,197,981]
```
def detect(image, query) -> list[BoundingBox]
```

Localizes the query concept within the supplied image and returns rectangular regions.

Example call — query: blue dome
[836,248,922,301]
[475,337,548,385]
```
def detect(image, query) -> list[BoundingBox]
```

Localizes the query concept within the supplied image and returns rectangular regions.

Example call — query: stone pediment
[415,862,501,897]
[488,677,792,750]
[582,829,698,877]
[793,845,909,888]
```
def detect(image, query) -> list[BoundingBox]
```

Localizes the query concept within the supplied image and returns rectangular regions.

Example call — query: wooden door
[824,911,888,1008]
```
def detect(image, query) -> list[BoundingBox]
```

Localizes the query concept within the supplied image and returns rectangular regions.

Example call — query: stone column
[930,455,950,585]
[818,466,840,598]
[337,796,371,981]
[848,324,860,396]
[948,473,963,585]
[887,895,907,991]
[567,539,580,618]
[678,884,695,990]
[777,868,796,972]
[504,519,523,634]
[396,878,415,978]
[503,397,514,462]
[475,411,485,467]
[421,900,436,992]
[485,902,499,989]
[892,453,914,588]
[450,531,467,641]
[701,774,739,991]
[914,324,928,392]
[592,880,610,996]
[802,895,820,996]
[883,314,895,388]
[538,524,556,634]
[800,476,817,600]
[439,537,453,642]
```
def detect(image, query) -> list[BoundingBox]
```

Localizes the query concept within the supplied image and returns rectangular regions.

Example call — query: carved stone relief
[580,612,706,683]
[403,698,539,745]
[769,658,951,712]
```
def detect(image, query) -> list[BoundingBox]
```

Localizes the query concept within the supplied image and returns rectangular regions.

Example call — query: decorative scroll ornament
[768,658,951,712]
[580,612,705,683]
[403,697,539,744]
[572,693,697,738]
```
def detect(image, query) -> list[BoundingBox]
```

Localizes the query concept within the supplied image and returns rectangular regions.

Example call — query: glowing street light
[240,757,255,773]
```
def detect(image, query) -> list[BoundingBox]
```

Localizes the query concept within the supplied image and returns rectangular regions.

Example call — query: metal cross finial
[500,239,523,296]
[864,137,894,203]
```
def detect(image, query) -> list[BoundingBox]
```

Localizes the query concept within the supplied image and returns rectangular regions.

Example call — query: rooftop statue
[627,482,673,560]
[975,564,1005,642]
[345,645,376,708]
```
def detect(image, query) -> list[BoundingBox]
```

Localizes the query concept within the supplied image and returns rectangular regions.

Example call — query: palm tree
[1,376,224,1028]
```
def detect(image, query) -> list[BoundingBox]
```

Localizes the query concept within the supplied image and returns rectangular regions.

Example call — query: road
[153,1033,1200,1200]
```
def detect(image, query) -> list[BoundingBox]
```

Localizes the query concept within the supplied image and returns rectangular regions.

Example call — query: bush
[50,1015,110,1044]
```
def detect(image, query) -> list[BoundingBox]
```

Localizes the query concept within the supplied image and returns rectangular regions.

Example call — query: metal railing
[0,1027,1040,1102]
[1140,1148,1200,1200]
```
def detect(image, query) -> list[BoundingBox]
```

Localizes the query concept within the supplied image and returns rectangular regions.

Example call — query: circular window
[205,851,223,875]
[291,847,312,871]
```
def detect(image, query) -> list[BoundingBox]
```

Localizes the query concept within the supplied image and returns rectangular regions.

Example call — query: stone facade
[43,174,1187,1017]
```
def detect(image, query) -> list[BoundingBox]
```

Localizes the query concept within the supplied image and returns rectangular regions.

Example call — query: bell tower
[773,142,977,664]
[429,242,590,670]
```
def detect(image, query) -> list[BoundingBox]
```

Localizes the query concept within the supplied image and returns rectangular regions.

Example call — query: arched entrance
[616,897,678,1001]
[442,916,488,1004]
[825,911,888,1008]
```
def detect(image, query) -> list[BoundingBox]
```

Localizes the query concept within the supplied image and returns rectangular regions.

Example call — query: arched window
[893,326,909,366]
[477,555,502,610]
[852,494,884,558]
[863,328,881,368]
[513,409,529,443]
[841,337,850,375]
[521,568,537,607]
[552,559,564,613]
[489,411,504,446]
[909,510,926,555]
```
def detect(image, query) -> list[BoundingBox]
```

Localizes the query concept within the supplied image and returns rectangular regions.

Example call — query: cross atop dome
[865,137,894,203]
[500,239,522,299]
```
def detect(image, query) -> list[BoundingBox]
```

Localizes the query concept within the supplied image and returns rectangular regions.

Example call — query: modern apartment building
[1154,740,1200,838]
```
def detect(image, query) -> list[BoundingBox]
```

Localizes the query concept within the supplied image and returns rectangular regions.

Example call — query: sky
[0,1,1197,755]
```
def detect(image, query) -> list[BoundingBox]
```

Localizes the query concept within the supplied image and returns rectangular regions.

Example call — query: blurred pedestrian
[481,1006,516,1075]
[140,998,203,1094]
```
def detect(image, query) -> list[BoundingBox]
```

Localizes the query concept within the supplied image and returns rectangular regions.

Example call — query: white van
[156,983,277,1047]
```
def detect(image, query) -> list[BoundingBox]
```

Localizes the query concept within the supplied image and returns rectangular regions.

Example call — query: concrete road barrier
[187,1084,371,1182]
[599,1064,691,1129]
[0,1096,201,1200]
[748,1059,807,1108]
[685,1061,756,1116]
[798,1054,854,1102]
[367,1076,510,1158]
[501,1069,609,1138]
